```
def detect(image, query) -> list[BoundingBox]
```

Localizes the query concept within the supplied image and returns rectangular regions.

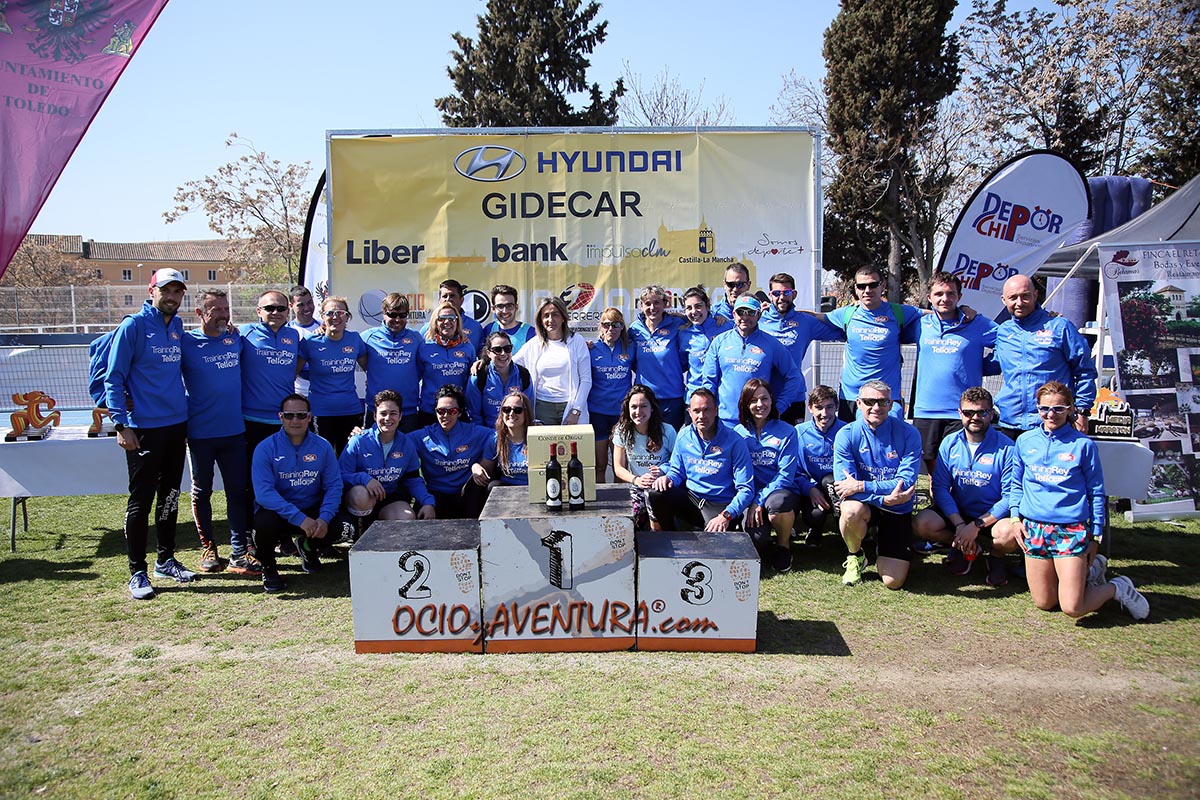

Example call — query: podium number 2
[398,551,432,599]
[680,560,713,606]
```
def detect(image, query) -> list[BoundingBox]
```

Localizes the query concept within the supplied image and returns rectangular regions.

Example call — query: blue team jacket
[1011,424,1106,540]
[931,426,1017,521]
[665,422,755,517]
[339,428,434,507]
[832,416,922,514]
[105,301,186,429]
[251,429,342,525]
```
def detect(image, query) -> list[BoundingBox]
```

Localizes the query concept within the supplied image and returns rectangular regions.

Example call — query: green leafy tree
[1135,0,1200,190]
[823,0,960,300]
[435,0,624,127]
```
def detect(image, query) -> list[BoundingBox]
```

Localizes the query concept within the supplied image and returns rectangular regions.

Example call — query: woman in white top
[513,296,592,426]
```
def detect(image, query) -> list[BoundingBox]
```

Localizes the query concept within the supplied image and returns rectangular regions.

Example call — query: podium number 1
[398,551,432,599]
[541,530,574,590]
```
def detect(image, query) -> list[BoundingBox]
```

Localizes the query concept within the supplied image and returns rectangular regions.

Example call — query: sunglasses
[435,407,460,416]
[734,308,759,316]
[259,304,287,313]
[960,408,990,418]
[725,280,749,289]
[855,280,881,291]
[501,406,525,416]
[324,309,349,319]
[1037,405,1070,415]
[280,411,310,420]
[490,345,513,354]
[437,316,457,322]
[770,289,796,298]
[384,311,408,320]
[859,397,890,407]
[600,321,623,329]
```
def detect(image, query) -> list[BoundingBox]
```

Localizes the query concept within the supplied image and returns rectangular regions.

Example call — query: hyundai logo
[454,146,527,182]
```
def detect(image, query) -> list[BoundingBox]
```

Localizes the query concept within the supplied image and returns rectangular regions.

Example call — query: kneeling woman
[734,379,801,572]
[339,390,436,530]
[413,385,493,519]
[611,385,676,530]
[1011,381,1148,620]
[472,388,533,490]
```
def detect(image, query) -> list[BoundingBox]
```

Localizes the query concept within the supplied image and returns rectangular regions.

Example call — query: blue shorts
[590,411,619,442]
[1021,519,1089,559]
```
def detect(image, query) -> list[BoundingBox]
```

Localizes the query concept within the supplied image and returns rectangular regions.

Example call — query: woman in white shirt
[513,297,592,426]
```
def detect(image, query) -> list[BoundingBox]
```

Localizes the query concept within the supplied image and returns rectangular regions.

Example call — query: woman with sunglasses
[513,296,592,426]
[472,388,534,489]
[679,286,731,398]
[1010,381,1149,620]
[296,296,367,456]
[612,385,676,530]
[588,307,636,481]
[734,378,801,572]
[413,384,492,519]
[466,331,532,429]
[416,302,474,428]
[363,293,422,433]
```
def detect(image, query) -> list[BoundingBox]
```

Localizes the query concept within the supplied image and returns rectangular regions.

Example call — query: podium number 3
[680,560,713,606]
[398,551,432,599]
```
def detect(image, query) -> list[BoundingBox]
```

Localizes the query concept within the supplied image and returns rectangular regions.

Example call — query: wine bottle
[545,443,563,512]
[567,441,585,511]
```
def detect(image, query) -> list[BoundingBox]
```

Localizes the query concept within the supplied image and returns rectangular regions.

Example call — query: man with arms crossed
[833,380,922,589]
[106,267,195,599]
[914,387,1020,587]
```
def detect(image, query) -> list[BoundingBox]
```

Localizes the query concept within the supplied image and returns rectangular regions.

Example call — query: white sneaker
[1087,554,1108,586]
[1110,575,1149,620]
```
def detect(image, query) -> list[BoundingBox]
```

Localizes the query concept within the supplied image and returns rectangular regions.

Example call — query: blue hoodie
[629,313,687,401]
[362,325,421,414]
[793,417,848,492]
[931,426,1017,521]
[832,416,922,514]
[416,339,474,414]
[702,327,801,426]
[734,419,800,507]
[825,303,922,403]
[239,322,301,422]
[413,421,493,495]
[665,421,755,517]
[913,312,1000,418]
[465,363,530,428]
[105,300,186,429]
[299,331,367,416]
[994,307,1098,430]
[1011,424,1106,540]
[181,327,244,439]
[681,315,733,396]
[339,428,434,507]
[588,338,637,417]
[251,429,342,525]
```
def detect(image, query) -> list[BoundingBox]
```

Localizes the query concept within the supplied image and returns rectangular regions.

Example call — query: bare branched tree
[164,133,311,284]
[618,62,733,127]
[0,239,101,288]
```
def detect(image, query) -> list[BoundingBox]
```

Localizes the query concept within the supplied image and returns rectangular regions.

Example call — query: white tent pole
[1043,243,1099,305]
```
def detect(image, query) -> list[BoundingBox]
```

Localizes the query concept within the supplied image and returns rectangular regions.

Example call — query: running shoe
[945,548,972,576]
[771,545,793,574]
[198,544,223,573]
[262,568,288,593]
[985,556,1008,587]
[153,557,197,583]
[294,536,322,574]
[1111,575,1149,620]
[842,552,866,586]
[227,552,263,576]
[128,571,155,600]
[1087,554,1108,587]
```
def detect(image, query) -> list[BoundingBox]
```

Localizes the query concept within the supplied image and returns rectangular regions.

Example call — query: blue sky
[29,0,996,243]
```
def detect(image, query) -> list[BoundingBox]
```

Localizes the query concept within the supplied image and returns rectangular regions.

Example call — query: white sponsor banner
[1100,241,1200,515]
[939,151,1090,318]
[301,173,329,303]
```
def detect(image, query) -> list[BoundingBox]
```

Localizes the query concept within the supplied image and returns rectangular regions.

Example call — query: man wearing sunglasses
[832,380,922,589]
[913,387,1020,587]
[759,271,842,424]
[481,284,536,353]
[993,274,1097,438]
[250,394,342,592]
[363,292,422,433]
[702,296,803,427]
[710,263,754,319]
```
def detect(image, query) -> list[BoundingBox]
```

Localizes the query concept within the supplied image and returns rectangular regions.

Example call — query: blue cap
[733,295,761,314]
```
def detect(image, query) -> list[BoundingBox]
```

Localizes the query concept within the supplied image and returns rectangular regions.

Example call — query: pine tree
[435,0,624,127]
[823,0,960,300]
[1137,0,1200,190]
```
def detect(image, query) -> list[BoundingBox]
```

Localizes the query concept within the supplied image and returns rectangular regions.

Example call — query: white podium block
[635,531,760,652]
[479,485,635,653]
[350,520,483,654]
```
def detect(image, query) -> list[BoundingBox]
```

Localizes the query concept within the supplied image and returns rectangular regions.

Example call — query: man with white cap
[105,267,196,599]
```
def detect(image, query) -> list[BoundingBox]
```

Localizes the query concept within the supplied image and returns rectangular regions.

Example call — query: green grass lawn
[0,494,1197,799]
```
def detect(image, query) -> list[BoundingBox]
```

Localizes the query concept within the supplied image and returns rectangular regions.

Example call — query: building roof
[24,234,84,254]
[84,239,232,262]
[1156,285,1187,294]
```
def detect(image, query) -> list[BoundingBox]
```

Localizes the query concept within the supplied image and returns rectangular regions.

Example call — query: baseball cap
[148,268,187,290]
[733,295,761,314]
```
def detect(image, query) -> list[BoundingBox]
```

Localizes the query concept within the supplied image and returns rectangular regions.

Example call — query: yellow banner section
[328,130,817,332]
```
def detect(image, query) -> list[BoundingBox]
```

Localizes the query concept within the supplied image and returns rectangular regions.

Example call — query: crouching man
[833,380,922,589]
[914,387,1021,586]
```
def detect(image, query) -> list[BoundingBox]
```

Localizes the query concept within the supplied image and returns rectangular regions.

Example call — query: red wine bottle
[567,441,585,511]
[545,444,563,512]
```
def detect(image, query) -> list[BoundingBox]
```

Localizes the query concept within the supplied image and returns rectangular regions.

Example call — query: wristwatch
[973,518,985,529]
[114,423,126,432]
[720,510,734,522]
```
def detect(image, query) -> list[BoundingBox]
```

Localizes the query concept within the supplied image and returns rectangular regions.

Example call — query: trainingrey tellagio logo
[454,146,526,182]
